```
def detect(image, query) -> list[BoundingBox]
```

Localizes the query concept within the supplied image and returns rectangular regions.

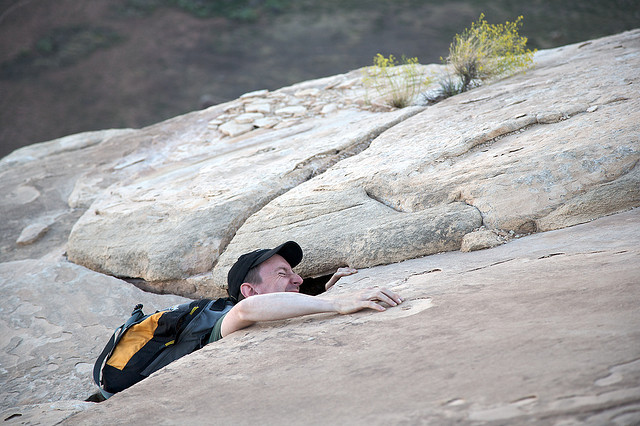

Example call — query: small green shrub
[444,14,535,93]
[362,53,433,109]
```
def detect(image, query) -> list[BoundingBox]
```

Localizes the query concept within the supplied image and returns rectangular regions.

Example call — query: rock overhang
[65,103,424,292]
[10,30,637,299]
[212,30,640,295]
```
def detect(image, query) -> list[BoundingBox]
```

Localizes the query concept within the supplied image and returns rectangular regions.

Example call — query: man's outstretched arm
[220,288,403,337]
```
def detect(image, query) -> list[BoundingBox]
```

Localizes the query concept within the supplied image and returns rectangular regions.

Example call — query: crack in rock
[450,102,593,162]
[364,188,406,212]
[463,258,516,273]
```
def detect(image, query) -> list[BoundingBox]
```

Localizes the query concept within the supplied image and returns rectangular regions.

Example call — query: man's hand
[325,267,358,290]
[324,287,403,314]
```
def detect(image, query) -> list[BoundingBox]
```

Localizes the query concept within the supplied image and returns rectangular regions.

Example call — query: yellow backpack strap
[92,304,146,399]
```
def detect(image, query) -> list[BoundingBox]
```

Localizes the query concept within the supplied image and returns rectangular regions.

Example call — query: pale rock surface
[0,65,422,294]
[234,112,264,124]
[0,31,639,425]
[16,222,50,245]
[42,209,640,425]
[460,228,507,252]
[1,401,94,425]
[536,164,640,231]
[218,120,254,137]
[66,105,421,295]
[321,103,338,114]
[0,129,134,167]
[1,31,637,299]
[275,105,308,116]
[253,117,280,128]
[214,30,640,286]
[239,89,269,98]
[0,98,267,263]
[245,102,272,114]
[0,129,141,263]
[0,258,187,410]
[214,189,482,281]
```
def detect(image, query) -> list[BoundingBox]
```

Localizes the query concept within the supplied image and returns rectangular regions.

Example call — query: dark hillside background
[1,0,638,159]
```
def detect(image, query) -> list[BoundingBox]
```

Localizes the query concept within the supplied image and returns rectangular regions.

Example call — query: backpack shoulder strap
[93,304,146,398]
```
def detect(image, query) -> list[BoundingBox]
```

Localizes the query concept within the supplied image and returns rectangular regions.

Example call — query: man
[208,241,403,343]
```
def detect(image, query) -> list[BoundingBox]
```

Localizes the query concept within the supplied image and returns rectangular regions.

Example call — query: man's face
[253,254,303,294]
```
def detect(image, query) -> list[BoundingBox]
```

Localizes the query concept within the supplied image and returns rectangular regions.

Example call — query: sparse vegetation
[2,1,636,158]
[365,15,535,107]
[439,14,535,96]
[362,54,433,109]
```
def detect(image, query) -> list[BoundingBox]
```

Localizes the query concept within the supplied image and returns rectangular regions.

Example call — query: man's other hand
[325,267,358,290]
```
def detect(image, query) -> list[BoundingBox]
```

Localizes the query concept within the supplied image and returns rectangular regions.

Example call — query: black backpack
[93,298,234,399]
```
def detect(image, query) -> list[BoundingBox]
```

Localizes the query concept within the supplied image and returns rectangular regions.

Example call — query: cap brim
[250,241,303,270]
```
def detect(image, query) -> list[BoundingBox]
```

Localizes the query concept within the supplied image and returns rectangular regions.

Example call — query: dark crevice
[538,252,566,259]
[85,392,106,403]
[299,274,333,296]
[4,413,23,421]
[122,277,158,293]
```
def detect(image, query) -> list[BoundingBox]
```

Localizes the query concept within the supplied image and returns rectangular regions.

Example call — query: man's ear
[240,282,258,298]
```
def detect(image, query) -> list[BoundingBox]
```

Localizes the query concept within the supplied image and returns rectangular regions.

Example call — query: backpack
[93,298,234,399]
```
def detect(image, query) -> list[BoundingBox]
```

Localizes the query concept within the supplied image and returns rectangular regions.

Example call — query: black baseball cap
[227,241,303,301]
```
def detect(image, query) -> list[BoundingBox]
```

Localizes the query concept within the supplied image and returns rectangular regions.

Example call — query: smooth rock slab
[218,120,254,137]
[213,188,483,282]
[16,223,49,245]
[0,129,134,167]
[60,209,640,425]
[0,258,187,410]
[1,401,94,425]
[213,30,640,293]
[67,108,422,295]
[245,102,272,114]
[275,105,307,116]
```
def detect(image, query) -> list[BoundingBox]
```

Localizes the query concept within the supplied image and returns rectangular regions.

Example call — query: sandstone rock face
[460,228,507,252]
[2,32,636,298]
[1,30,639,425]
[0,129,136,264]
[66,106,422,295]
[50,209,640,425]
[213,189,482,286]
[213,30,640,287]
[0,129,135,167]
[0,258,187,411]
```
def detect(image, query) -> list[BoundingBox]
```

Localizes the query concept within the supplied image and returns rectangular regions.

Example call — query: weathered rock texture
[0,30,639,425]
[1,31,637,298]
[66,106,422,293]
[0,258,187,410]
[213,30,640,286]
[12,208,636,425]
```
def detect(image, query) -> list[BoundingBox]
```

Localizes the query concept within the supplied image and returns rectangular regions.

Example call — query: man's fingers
[365,300,386,312]
[375,291,398,307]
[366,287,403,307]
[381,288,403,304]
[335,267,357,277]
